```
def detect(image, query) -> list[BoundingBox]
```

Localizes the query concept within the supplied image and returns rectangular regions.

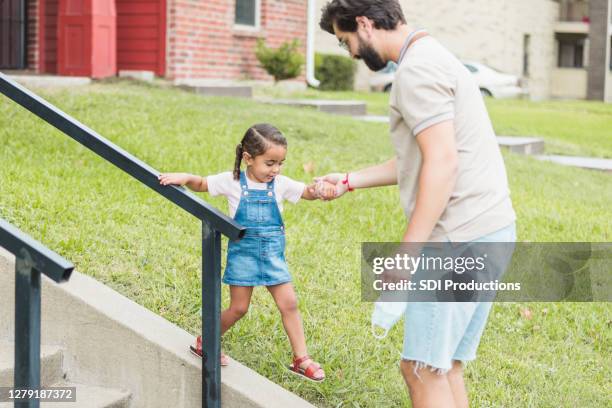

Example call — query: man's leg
[447,360,468,408]
[400,360,456,408]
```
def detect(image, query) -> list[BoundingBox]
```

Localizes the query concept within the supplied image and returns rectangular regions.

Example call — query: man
[318,1,516,407]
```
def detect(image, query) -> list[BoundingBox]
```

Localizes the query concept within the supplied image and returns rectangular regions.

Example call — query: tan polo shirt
[389,36,516,242]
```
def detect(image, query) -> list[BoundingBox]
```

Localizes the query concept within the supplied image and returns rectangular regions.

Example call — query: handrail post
[14,249,41,408]
[201,221,222,408]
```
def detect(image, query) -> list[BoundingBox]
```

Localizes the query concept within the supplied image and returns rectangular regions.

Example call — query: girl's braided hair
[233,124,287,180]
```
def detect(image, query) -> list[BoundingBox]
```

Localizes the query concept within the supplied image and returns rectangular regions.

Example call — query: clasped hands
[307,173,350,201]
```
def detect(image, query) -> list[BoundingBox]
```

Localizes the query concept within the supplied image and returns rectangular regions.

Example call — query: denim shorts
[401,223,517,373]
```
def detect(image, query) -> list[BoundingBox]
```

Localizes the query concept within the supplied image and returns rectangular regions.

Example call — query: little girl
[158,123,333,382]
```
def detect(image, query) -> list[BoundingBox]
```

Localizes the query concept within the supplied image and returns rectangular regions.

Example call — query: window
[556,33,586,68]
[523,34,530,77]
[235,0,259,28]
[464,64,478,73]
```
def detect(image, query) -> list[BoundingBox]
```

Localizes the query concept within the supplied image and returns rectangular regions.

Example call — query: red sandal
[287,355,325,382]
[189,336,229,366]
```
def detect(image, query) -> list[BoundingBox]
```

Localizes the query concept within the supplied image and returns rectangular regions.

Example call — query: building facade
[0,0,307,83]
[315,0,612,102]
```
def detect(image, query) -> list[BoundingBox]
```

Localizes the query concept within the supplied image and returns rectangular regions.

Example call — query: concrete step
[180,84,253,98]
[7,74,91,88]
[497,136,545,155]
[535,155,612,173]
[354,115,389,123]
[0,340,130,407]
[263,98,367,116]
[0,382,131,408]
[0,341,64,387]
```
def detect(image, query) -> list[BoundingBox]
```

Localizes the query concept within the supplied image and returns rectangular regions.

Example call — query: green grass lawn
[1,81,611,407]
[255,86,612,159]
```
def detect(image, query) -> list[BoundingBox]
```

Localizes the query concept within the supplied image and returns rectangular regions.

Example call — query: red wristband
[342,173,354,192]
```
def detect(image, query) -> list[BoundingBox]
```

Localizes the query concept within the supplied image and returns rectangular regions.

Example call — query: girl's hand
[315,180,337,200]
[158,173,192,186]
[314,173,348,201]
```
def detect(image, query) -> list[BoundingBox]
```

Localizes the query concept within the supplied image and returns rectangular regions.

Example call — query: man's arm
[345,157,398,189]
[402,120,458,243]
[318,157,398,199]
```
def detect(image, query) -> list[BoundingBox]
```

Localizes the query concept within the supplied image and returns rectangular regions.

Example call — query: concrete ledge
[535,155,612,172]
[7,75,91,88]
[264,99,367,116]
[354,115,389,123]
[496,136,545,155]
[178,85,253,98]
[174,78,306,92]
[118,70,155,82]
[196,86,253,98]
[0,249,315,408]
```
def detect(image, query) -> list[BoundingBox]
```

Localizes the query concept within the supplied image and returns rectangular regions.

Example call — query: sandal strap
[293,354,311,367]
[304,362,322,378]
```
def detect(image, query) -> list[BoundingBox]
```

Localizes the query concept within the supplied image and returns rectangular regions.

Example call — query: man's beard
[357,40,387,72]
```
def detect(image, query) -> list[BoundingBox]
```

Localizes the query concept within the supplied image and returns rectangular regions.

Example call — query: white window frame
[234,0,261,31]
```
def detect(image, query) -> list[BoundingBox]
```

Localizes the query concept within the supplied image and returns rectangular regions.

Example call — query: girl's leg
[267,283,324,379]
[221,285,254,335]
[400,360,456,408]
[447,360,468,408]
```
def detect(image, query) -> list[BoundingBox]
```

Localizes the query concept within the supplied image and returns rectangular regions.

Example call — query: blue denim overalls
[223,171,291,286]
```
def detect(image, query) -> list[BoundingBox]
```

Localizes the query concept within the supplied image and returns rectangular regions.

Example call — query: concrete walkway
[535,155,612,172]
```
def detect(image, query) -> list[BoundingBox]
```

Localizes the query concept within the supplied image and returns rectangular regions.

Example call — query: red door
[57,0,116,77]
[116,0,166,76]
[0,0,26,69]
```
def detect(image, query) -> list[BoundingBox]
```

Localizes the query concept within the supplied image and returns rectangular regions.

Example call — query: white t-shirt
[207,172,305,218]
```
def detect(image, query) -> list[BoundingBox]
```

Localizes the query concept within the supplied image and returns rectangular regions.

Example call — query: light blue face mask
[371,301,408,339]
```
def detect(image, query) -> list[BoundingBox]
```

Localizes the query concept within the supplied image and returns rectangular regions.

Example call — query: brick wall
[27,0,38,70]
[166,0,307,82]
[24,0,59,73]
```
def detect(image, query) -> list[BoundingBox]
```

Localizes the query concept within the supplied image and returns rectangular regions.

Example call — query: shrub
[315,53,357,91]
[255,39,304,83]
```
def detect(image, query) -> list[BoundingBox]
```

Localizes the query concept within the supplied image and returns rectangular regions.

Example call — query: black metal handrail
[0,72,245,407]
[0,218,74,408]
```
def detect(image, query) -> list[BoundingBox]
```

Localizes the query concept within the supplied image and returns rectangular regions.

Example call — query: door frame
[0,0,27,69]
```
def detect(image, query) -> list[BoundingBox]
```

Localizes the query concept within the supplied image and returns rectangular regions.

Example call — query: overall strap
[266,177,275,193]
[239,171,248,191]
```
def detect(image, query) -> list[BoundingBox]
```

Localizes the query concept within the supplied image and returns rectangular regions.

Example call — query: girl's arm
[158,173,208,192]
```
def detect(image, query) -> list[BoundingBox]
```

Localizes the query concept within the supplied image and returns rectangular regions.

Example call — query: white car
[368,62,397,92]
[463,61,527,99]
[369,61,527,99]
